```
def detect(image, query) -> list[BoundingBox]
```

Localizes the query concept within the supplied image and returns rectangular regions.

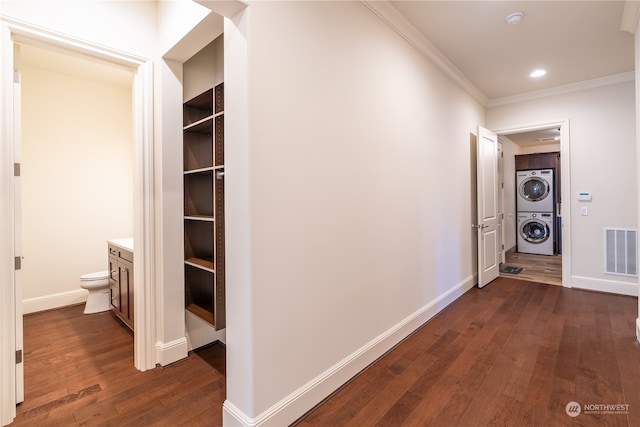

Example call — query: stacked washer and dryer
[516,169,556,255]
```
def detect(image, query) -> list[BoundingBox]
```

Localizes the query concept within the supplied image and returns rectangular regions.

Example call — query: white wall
[223,1,485,424]
[634,8,640,343]
[0,1,156,58]
[488,81,637,295]
[183,35,224,102]
[21,63,133,310]
[517,142,561,155]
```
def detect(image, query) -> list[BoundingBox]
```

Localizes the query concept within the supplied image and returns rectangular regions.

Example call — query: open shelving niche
[183,83,225,330]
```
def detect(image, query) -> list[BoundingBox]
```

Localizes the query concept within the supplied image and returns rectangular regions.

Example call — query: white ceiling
[390,1,635,101]
[19,2,635,100]
[18,1,635,146]
[506,127,560,147]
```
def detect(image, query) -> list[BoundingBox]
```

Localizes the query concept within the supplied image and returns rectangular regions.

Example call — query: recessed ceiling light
[505,12,523,25]
[530,69,547,78]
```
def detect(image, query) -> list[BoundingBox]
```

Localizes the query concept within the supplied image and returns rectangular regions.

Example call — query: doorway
[495,121,571,287]
[14,41,136,408]
[1,19,157,422]
[19,44,135,313]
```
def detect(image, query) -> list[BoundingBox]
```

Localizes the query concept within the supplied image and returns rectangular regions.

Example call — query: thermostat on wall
[577,192,592,201]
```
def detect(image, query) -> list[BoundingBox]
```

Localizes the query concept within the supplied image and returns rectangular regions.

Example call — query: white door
[476,127,500,288]
[497,141,505,264]
[13,44,24,404]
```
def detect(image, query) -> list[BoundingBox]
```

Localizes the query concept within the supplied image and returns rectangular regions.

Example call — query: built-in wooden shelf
[183,82,225,330]
[185,257,215,272]
[186,304,214,325]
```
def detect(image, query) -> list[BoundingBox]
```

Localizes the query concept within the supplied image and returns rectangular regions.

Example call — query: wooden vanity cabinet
[109,244,134,330]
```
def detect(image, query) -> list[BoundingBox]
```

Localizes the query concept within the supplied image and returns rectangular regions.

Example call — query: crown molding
[361,0,489,106]
[621,0,640,33]
[487,72,635,108]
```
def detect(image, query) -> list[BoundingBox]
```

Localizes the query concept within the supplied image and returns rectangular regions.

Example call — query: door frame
[498,141,505,264]
[493,118,571,288]
[0,18,155,425]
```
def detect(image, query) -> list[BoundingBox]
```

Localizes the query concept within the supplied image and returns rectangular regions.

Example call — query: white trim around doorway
[0,17,155,426]
[493,118,572,288]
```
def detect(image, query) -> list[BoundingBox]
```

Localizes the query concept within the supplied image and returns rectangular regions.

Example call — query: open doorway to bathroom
[19,43,135,348]
[497,126,564,287]
[20,44,135,311]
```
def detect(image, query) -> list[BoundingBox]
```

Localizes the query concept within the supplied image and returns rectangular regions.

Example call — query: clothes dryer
[517,212,555,255]
[516,169,554,212]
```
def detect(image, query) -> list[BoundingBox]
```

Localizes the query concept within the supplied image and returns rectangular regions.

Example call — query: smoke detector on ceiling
[505,12,524,25]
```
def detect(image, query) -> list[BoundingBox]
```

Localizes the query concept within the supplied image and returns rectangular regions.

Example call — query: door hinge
[15,349,22,364]
[13,68,20,84]
[14,163,20,177]
[15,256,21,270]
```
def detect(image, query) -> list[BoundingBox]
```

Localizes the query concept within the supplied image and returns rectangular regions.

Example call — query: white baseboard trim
[571,275,638,297]
[155,337,188,366]
[222,274,476,427]
[185,309,226,350]
[22,289,87,314]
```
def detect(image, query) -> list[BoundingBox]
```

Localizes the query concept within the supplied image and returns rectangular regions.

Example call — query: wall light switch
[581,207,588,216]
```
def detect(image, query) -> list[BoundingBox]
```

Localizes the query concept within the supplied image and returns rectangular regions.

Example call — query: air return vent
[604,228,637,276]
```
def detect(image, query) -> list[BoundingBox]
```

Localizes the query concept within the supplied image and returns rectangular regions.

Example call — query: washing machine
[516,169,554,212]
[517,212,555,255]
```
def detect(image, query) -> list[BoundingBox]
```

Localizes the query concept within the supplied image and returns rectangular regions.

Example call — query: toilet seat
[81,270,109,281]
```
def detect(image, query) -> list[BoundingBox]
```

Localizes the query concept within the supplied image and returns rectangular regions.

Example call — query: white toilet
[80,271,110,314]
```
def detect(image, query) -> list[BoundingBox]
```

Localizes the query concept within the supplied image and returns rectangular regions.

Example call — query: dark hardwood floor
[11,277,640,426]
[11,305,225,426]
[296,277,639,427]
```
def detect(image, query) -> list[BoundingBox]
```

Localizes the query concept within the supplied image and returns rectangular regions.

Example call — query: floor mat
[500,264,523,275]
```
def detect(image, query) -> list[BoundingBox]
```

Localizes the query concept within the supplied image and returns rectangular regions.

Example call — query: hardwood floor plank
[298,278,639,427]
[502,251,562,286]
[342,350,439,427]
[13,278,639,427]
[12,305,227,427]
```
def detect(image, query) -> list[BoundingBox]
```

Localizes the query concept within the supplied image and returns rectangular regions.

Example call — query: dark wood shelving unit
[183,83,225,330]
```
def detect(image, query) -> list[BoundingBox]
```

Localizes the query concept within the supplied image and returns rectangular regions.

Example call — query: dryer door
[519,177,550,202]
[520,219,550,243]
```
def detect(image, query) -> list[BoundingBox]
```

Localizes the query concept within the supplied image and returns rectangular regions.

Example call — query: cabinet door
[119,260,134,329]
[109,256,119,310]
[125,261,134,327]
[119,264,128,323]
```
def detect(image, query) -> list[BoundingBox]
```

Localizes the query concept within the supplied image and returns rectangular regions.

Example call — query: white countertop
[108,237,134,252]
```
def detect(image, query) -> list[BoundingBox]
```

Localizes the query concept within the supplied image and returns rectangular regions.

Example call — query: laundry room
[499,128,562,285]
